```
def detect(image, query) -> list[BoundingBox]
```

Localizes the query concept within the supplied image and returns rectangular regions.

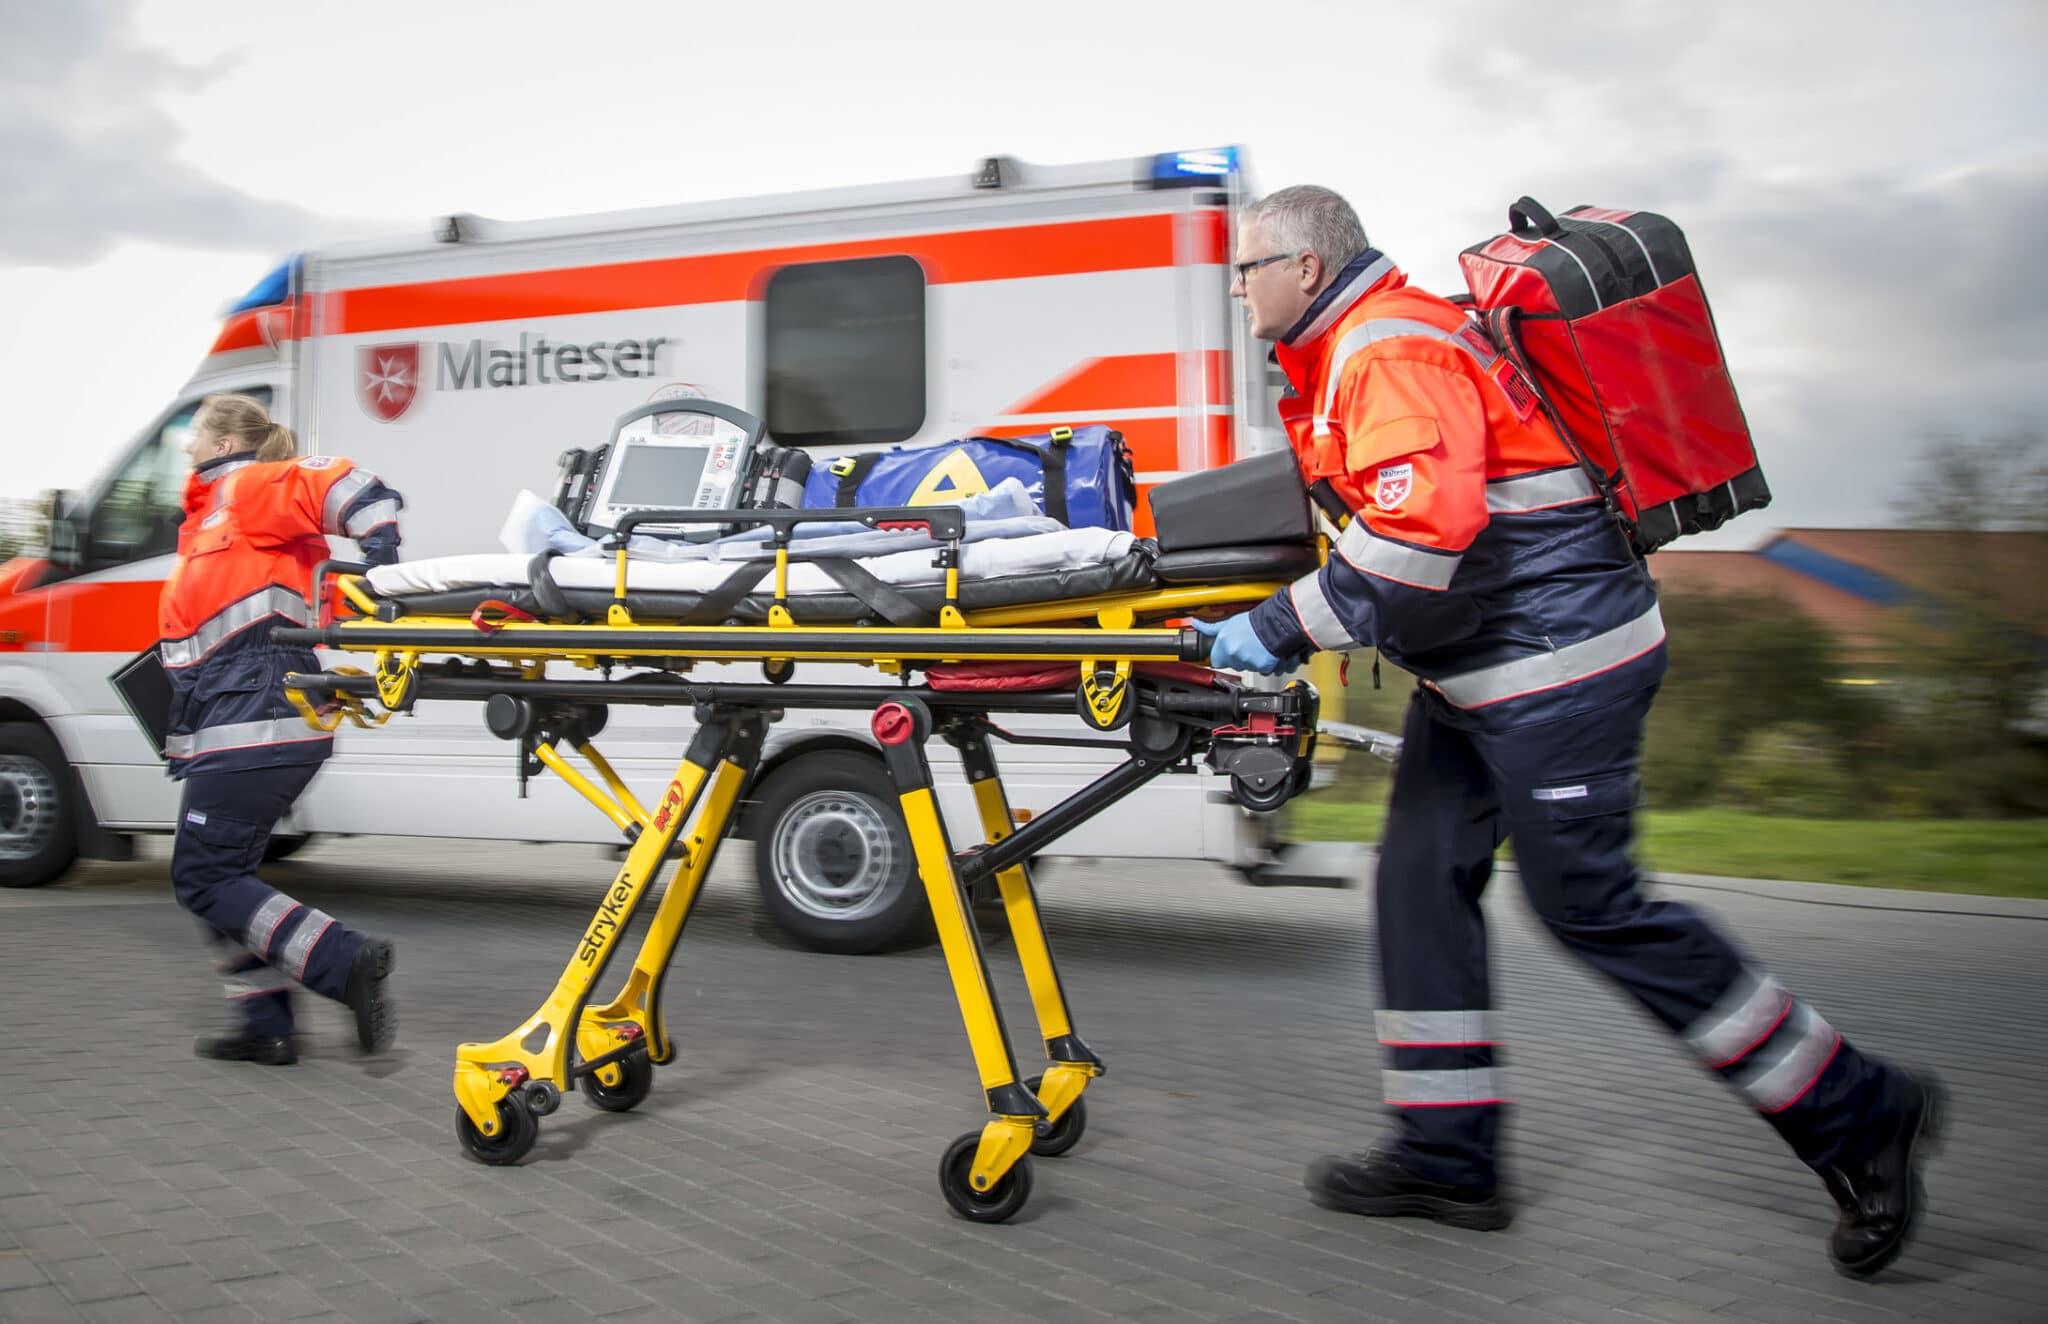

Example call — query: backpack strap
[1039,426,1072,526]
[828,452,884,507]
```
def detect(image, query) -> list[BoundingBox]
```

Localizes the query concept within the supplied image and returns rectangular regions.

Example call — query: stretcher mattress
[363,529,1317,627]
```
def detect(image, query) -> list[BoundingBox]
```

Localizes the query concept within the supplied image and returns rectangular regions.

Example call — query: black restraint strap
[686,559,776,624]
[806,557,936,627]
[525,551,576,621]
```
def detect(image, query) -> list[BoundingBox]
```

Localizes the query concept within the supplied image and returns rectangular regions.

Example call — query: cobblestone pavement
[1,837,2042,1324]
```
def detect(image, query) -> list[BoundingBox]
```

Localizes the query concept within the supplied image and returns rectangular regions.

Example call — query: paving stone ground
[1,836,2041,1324]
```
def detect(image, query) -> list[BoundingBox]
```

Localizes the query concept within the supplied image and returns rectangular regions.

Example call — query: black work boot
[1306,1149,1512,1231]
[343,937,397,1054]
[1820,1070,1946,1278]
[195,1033,297,1066]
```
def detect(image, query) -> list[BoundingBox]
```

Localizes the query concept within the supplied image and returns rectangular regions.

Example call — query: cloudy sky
[3,0,2041,544]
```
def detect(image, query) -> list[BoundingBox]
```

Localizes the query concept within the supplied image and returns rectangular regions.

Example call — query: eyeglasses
[1232,251,1300,284]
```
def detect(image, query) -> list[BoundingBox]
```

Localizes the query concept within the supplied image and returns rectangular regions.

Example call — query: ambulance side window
[86,387,273,568]
[763,256,925,447]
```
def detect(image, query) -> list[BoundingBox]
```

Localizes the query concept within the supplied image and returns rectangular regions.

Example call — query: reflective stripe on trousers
[167,717,331,761]
[1683,969,1843,1114]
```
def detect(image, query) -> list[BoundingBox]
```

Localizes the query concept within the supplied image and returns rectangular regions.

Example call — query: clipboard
[110,648,173,763]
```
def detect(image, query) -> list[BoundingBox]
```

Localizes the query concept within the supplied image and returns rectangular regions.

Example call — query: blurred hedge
[1318,584,2045,820]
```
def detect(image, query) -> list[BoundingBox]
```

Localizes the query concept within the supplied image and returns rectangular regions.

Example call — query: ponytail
[254,421,297,463]
[195,392,296,461]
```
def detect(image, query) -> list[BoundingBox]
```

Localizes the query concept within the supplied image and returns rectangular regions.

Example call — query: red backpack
[1459,198,1769,552]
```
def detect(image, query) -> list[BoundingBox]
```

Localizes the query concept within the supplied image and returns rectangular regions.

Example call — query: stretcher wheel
[1024,1074,1087,1158]
[763,658,795,685]
[455,1098,538,1166]
[1231,774,1291,813]
[939,1131,1033,1224]
[578,1052,654,1113]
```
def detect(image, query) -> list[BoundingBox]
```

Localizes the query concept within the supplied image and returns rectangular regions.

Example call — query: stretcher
[277,505,1325,1222]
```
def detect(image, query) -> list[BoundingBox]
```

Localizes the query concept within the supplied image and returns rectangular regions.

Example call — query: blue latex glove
[1190,613,1300,675]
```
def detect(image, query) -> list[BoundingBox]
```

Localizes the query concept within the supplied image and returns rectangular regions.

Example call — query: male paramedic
[1193,186,1942,1277]
[158,393,403,1066]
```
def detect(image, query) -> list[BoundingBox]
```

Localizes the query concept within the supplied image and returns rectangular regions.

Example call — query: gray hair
[1242,186,1368,278]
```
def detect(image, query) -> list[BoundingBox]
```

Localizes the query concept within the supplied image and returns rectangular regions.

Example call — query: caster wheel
[1024,1074,1087,1158]
[938,1131,1033,1223]
[578,1051,654,1113]
[1230,773,1291,813]
[763,658,796,685]
[522,1080,562,1117]
[456,1098,538,1166]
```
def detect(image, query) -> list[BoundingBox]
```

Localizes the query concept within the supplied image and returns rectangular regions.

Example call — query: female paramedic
[157,393,404,1065]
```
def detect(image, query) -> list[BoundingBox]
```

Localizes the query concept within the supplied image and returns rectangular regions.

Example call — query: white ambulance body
[0,147,1348,951]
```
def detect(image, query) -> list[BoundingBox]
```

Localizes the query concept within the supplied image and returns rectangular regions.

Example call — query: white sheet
[366,526,1138,600]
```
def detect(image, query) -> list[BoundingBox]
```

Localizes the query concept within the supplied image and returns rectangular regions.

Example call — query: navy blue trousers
[1373,684,1904,1186]
[172,765,363,1038]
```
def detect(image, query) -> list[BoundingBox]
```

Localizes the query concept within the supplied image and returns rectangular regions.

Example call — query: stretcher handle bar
[307,559,371,629]
[274,623,1208,662]
[282,669,1209,720]
[1312,720,1403,763]
[609,504,967,543]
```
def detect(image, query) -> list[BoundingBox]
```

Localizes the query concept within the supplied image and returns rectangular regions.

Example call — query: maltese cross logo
[356,343,422,422]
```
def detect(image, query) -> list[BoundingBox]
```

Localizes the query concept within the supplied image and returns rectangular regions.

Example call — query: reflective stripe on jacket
[158,454,404,777]
[1246,251,1664,727]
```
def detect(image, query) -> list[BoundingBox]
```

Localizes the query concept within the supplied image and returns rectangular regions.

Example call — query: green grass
[1286,792,2048,898]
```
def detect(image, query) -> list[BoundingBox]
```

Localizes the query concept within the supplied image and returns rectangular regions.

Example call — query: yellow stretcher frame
[281,519,1324,1223]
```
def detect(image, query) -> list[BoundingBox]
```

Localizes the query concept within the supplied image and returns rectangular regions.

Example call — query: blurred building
[1650,528,2048,656]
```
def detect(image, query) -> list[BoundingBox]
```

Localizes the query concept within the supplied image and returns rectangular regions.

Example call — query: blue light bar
[1149,146,1241,183]
[226,256,301,313]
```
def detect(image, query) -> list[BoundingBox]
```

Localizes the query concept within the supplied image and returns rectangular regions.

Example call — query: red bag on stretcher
[1459,197,1769,552]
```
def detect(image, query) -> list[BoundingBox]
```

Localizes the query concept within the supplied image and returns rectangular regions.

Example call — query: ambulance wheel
[579,1052,654,1113]
[456,1099,538,1166]
[0,724,78,888]
[1024,1074,1087,1157]
[752,751,926,955]
[939,1132,1033,1223]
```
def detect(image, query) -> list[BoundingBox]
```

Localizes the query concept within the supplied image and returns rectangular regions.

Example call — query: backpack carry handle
[1508,197,1562,239]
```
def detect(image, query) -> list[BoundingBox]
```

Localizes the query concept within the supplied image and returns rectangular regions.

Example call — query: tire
[938,1131,1033,1223]
[262,833,315,863]
[1024,1074,1088,1158]
[455,1099,539,1166]
[578,1052,654,1113]
[0,724,79,889]
[751,750,928,955]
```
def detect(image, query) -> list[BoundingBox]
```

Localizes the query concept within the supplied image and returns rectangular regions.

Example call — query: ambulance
[0,146,1359,951]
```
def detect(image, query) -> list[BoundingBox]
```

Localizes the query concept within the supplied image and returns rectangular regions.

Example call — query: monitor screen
[609,442,711,506]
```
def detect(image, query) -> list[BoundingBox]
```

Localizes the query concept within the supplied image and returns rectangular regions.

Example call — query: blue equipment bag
[802,425,1136,530]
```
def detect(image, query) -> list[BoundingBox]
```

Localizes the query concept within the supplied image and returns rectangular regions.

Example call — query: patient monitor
[574,399,767,537]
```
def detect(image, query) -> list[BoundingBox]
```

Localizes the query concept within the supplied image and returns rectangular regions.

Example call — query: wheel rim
[0,755,59,864]
[770,789,901,922]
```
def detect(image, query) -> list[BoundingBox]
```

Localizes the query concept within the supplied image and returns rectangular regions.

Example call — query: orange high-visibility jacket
[158,454,403,776]
[1246,251,1664,726]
